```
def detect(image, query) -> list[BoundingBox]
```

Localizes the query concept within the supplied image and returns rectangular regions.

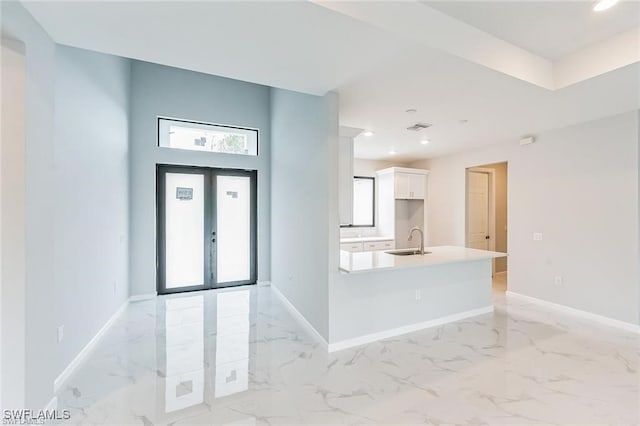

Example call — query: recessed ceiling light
[593,0,618,11]
[388,149,397,155]
[406,108,417,114]
[420,139,430,145]
[363,130,374,137]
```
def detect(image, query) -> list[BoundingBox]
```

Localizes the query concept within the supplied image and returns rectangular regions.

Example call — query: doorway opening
[465,162,508,292]
[156,165,257,295]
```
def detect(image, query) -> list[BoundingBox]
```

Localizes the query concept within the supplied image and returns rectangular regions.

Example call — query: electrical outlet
[415,290,421,301]
[533,232,543,241]
[57,325,64,343]
[554,276,563,286]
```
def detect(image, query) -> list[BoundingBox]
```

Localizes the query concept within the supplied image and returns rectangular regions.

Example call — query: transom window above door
[158,117,258,156]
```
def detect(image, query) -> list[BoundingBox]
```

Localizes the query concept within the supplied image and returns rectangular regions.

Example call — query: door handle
[485,235,490,240]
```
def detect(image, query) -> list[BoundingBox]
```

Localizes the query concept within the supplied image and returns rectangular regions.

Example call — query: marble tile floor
[55,283,640,425]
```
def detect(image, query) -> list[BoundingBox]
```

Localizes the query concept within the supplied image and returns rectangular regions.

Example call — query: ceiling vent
[406,122,431,132]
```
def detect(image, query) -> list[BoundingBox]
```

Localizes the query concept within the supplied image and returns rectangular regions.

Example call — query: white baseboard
[129,293,156,302]
[506,291,640,334]
[53,298,130,393]
[328,306,494,353]
[43,396,57,411]
[257,280,271,287]
[270,284,328,349]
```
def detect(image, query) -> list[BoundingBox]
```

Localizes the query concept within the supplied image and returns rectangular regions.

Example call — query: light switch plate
[57,325,64,343]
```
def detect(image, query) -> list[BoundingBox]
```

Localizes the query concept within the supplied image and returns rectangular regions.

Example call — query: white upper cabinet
[394,173,410,199]
[376,167,429,247]
[394,172,426,199]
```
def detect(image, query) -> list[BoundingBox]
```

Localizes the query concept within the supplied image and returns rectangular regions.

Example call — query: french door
[157,165,257,294]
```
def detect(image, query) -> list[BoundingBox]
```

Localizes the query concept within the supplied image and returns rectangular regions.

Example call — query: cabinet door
[394,173,410,199]
[408,174,425,199]
[340,242,363,252]
[364,240,395,251]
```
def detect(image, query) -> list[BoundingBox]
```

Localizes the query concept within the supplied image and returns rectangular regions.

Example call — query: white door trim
[465,167,496,272]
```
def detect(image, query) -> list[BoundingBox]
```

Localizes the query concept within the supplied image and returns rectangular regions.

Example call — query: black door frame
[156,164,258,295]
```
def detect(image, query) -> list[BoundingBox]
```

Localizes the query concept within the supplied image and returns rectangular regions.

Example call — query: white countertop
[340,245,507,273]
[340,236,394,244]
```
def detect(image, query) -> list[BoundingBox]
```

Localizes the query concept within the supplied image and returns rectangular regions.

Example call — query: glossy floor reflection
[56,285,640,425]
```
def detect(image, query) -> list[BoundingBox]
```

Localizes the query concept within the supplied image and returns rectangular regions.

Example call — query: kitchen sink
[385,249,431,256]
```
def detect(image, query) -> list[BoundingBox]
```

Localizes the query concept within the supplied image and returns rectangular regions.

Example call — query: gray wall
[1,3,132,408]
[1,1,57,409]
[129,60,271,296]
[271,88,339,340]
[53,46,130,381]
[1,36,26,410]
[423,111,639,325]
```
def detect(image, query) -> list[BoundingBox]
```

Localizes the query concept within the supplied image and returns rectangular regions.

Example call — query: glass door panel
[216,175,251,284]
[165,172,205,289]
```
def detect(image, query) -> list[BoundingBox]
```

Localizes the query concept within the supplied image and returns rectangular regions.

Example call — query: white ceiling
[20,1,404,96]
[20,0,640,161]
[424,1,640,60]
[341,47,639,161]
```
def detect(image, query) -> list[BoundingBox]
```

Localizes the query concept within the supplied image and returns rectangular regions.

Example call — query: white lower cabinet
[340,242,364,252]
[364,240,395,251]
[341,239,395,252]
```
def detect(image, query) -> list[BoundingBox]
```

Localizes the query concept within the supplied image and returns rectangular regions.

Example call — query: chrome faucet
[408,227,425,255]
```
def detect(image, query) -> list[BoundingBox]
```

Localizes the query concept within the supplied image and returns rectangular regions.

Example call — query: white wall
[353,158,407,177]
[421,111,639,325]
[129,60,271,296]
[270,88,339,340]
[330,260,493,344]
[53,45,130,382]
[1,36,26,410]
[1,1,57,409]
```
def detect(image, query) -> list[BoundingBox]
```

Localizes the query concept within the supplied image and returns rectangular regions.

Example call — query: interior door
[157,165,257,294]
[467,171,490,250]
